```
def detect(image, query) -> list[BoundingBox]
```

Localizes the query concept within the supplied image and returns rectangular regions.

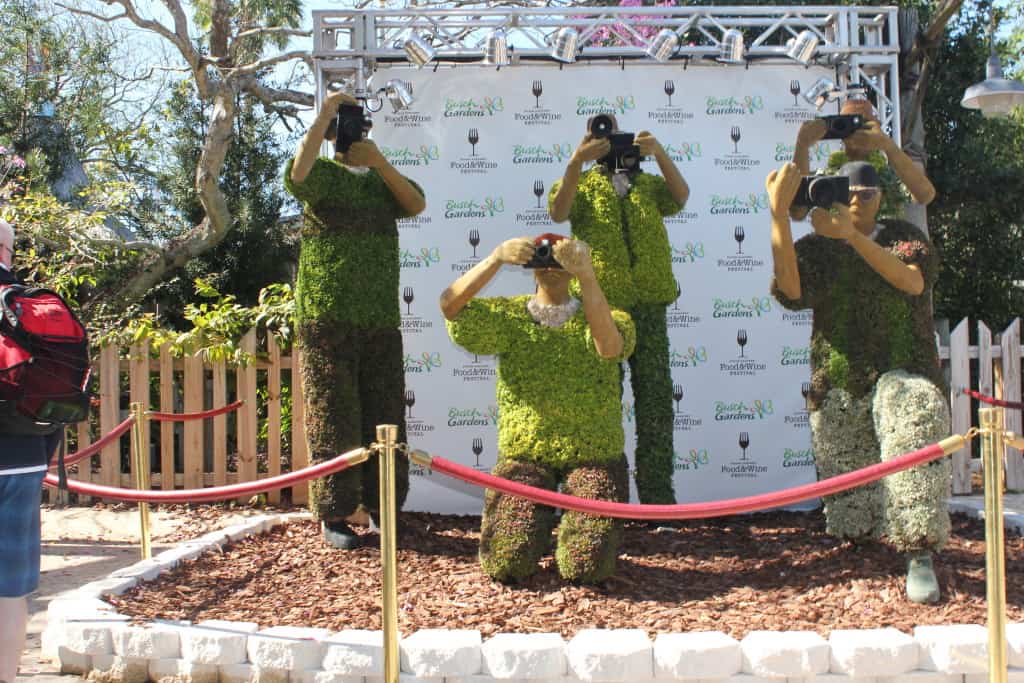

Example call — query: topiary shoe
[906,551,940,604]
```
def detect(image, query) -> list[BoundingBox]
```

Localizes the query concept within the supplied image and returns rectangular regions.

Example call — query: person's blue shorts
[0,469,46,597]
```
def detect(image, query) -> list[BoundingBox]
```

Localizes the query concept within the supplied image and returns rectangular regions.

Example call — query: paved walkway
[15,496,1024,682]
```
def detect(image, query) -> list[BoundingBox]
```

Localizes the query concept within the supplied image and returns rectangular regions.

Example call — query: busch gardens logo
[715,399,774,421]
[399,246,441,269]
[670,346,708,368]
[706,95,764,116]
[783,447,815,468]
[713,297,773,318]
[774,141,831,163]
[577,95,636,116]
[445,197,505,219]
[512,142,573,165]
[780,345,810,366]
[710,193,770,215]
[674,448,710,471]
[664,142,703,163]
[448,405,499,427]
[380,144,440,167]
[444,96,504,117]
[404,351,442,373]
[672,241,705,264]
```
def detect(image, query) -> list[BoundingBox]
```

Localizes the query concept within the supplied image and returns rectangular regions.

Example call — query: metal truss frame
[312,6,901,144]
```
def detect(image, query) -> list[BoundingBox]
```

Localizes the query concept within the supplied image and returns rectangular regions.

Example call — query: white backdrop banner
[368,63,842,514]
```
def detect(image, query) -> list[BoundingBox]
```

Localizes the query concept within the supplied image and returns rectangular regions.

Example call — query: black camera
[332,104,373,154]
[818,114,865,140]
[590,114,642,174]
[792,175,850,209]
[523,239,563,269]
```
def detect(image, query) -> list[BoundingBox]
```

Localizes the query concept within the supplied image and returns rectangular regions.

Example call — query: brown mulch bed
[108,511,1024,638]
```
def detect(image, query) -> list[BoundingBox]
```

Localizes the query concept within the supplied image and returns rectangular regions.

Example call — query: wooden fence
[46,318,1024,505]
[940,318,1024,494]
[49,329,308,505]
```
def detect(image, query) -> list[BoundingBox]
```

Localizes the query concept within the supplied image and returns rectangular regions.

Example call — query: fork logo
[472,437,484,467]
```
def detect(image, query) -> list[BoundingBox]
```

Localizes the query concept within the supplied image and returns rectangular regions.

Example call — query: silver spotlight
[962,55,1024,118]
[786,30,819,65]
[803,76,839,110]
[550,27,579,63]
[483,28,509,66]
[646,28,680,62]
[385,80,415,112]
[404,35,436,67]
[718,29,745,64]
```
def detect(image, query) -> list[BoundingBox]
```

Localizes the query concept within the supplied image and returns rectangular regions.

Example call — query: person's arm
[766,163,803,301]
[549,134,611,223]
[810,205,925,295]
[845,121,934,205]
[290,90,355,186]
[553,240,623,359]
[345,141,426,217]
[636,131,689,207]
[440,238,534,320]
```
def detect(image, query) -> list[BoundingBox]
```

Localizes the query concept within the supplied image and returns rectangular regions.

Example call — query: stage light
[804,76,839,110]
[719,29,745,64]
[385,80,415,112]
[962,55,1024,118]
[550,27,579,63]
[786,30,819,65]
[483,28,509,66]
[403,35,436,67]
[646,29,680,62]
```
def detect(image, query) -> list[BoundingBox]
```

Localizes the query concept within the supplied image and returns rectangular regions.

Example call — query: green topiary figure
[441,235,635,583]
[284,90,426,549]
[768,159,949,604]
[549,119,690,505]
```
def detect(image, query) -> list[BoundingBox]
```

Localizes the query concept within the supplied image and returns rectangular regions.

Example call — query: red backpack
[0,284,91,433]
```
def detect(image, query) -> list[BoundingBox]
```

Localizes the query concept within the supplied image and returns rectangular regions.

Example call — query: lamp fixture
[550,27,579,63]
[962,55,1024,118]
[718,29,745,64]
[384,80,415,112]
[483,28,509,66]
[786,30,819,65]
[803,76,839,110]
[646,29,680,62]
[403,34,436,67]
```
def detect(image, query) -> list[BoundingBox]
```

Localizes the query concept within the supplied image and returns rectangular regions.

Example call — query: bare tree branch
[235,26,311,41]
[238,75,315,110]
[230,50,312,76]
[905,0,965,66]
[55,4,127,22]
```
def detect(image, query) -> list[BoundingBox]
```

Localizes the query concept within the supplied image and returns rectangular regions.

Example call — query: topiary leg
[479,458,557,582]
[872,370,951,552]
[556,454,629,583]
[357,327,409,515]
[810,388,883,541]
[629,304,676,504]
[298,320,363,522]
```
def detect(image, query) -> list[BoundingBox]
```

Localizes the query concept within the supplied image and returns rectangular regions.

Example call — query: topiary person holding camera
[285,89,426,549]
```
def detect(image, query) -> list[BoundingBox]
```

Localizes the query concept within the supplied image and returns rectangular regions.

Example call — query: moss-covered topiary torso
[285,157,422,328]
[549,168,682,309]
[446,295,635,470]
[771,218,943,410]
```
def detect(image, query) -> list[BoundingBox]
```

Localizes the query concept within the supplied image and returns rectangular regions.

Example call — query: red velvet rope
[148,400,245,422]
[962,388,1024,410]
[426,442,947,520]
[42,447,366,503]
[56,416,135,468]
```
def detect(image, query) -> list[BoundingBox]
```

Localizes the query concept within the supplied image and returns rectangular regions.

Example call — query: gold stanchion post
[130,402,152,560]
[980,407,1007,683]
[377,424,399,683]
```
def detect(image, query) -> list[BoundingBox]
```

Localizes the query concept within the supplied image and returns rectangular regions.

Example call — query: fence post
[1000,319,1023,490]
[159,343,175,490]
[979,407,1008,683]
[184,352,204,491]
[950,319,972,494]
[267,334,283,504]
[291,348,309,505]
[237,330,258,503]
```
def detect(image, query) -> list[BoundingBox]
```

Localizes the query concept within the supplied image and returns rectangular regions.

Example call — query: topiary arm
[771,235,832,311]
[284,157,337,207]
[586,308,635,362]
[446,298,517,356]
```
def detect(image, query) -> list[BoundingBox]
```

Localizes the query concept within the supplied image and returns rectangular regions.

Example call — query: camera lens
[807,177,836,208]
[620,150,640,171]
[535,241,552,260]
[590,114,613,138]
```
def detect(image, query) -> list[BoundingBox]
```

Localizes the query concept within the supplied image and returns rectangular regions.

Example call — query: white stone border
[43,511,1024,683]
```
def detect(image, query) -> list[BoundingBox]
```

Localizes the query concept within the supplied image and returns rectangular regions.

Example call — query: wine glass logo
[468,128,480,156]
[738,431,750,460]
[403,286,414,315]
[672,384,683,414]
[664,79,676,106]
[472,437,484,467]
[468,229,481,258]
[533,180,545,208]
[734,226,745,254]
[789,80,802,107]
[532,80,543,108]
[673,281,681,310]
[801,381,812,409]
[404,389,416,418]
[736,329,748,357]
[730,126,741,154]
